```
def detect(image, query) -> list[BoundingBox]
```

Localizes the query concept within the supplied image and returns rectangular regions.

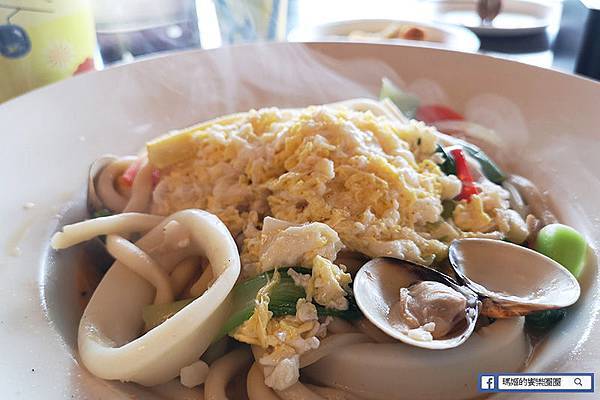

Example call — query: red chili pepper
[122,159,160,187]
[450,148,479,201]
[416,105,464,124]
[121,159,142,186]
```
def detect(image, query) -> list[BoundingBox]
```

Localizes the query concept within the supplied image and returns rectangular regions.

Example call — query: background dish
[423,0,563,37]
[0,42,599,399]
[288,19,480,52]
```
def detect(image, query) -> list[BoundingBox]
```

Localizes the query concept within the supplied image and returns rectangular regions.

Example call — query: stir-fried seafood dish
[51,79,588,400]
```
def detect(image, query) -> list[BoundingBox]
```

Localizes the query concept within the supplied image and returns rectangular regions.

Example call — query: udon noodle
[51,97,570,400]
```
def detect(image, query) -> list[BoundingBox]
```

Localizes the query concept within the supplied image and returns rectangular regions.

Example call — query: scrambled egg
[453,195,492,232]
[258,217,343,272]
[142,102,530,390]
[232,269,279,348]
[252,217,352,311]
[310,257,352,310]
[232,273,330,391]
[232,219,349,390]
[257,217,351,311]
[148,104,527,266]
[289,257,352,311]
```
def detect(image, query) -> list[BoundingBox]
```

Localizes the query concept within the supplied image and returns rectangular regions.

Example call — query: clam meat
[354,238,581,349]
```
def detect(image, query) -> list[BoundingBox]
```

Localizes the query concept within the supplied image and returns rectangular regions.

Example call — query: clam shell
[354,257,479,350]
[449,238,580,318]
[87,155,119,214]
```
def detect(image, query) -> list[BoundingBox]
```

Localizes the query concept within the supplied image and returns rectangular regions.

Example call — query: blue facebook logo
[480,375,496,392]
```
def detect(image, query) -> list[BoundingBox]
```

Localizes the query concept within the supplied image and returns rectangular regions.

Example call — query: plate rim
[3,40,599,111]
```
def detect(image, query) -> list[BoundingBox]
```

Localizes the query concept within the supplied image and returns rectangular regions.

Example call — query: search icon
[574,377,583,386]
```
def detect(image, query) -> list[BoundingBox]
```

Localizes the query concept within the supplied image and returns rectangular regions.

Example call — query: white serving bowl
[0,42,598,399]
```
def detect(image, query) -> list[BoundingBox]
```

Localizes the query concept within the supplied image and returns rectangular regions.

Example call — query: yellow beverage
[0,0,96,102]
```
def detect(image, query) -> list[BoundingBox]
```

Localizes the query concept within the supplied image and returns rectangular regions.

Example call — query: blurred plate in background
[288,18,480,52]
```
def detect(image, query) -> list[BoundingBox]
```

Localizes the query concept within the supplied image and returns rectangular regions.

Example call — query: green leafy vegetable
[142,298,195,332]
[458,141,506,184]
[441,200,457,219]
[379,77,420,119]
[525,309,567,331]
[436,145,456,176]
[436,142,504,188]
[219,267,361,338]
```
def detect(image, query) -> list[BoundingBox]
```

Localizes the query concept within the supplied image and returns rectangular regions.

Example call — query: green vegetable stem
[525,309,567,331]
[219,267,361,338]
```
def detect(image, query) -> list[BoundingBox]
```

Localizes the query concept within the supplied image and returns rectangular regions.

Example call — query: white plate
[424,0,563,37]
[0,42,599,399]
[289,18,480,52]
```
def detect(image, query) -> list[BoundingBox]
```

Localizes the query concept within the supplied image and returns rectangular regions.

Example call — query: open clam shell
[87,155,138,215]
[354,257,480,350]
[449,238,581,318]
[87,155,119,214]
